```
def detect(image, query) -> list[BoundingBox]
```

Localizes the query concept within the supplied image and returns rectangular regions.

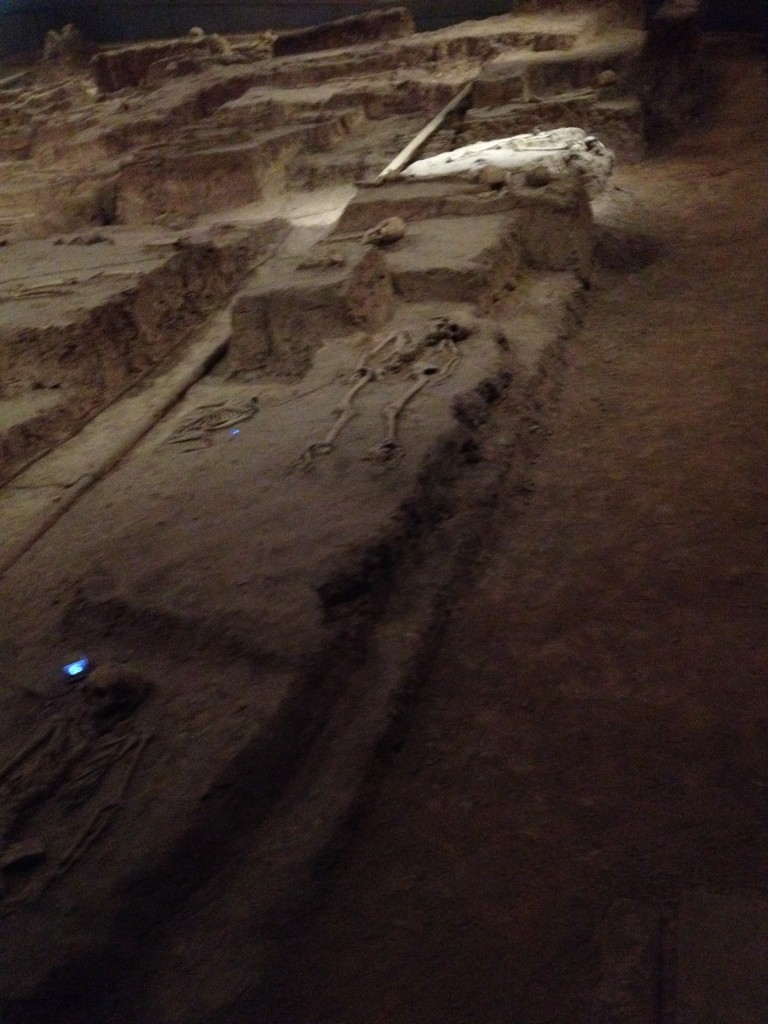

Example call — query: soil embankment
[248,39,768,1024]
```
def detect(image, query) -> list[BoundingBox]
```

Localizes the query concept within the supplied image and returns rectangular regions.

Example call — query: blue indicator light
[231,429,240,436]
[62,657,90,678]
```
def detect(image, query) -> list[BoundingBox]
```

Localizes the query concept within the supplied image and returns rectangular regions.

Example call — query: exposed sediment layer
[273,6,416,57]
[0,6,711,1019]
[0,220,287,484]
[0,157,590,1015]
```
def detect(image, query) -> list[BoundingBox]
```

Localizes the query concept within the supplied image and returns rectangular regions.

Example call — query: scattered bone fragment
[362,216,407,247]
[297,251,347,271]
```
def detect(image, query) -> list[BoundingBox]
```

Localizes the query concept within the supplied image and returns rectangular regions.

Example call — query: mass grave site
[0,2,708,1020]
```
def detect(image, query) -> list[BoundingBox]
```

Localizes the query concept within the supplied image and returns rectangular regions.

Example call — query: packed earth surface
[0,4,766,1023]
[251,39,768,1024]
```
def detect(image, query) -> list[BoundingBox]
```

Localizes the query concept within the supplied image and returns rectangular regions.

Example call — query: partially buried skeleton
[0,663,153,912]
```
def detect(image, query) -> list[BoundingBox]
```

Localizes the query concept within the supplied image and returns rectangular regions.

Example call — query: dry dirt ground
[0,13,615,1019]
[241,40,768,1024]
[0,15,765,1024]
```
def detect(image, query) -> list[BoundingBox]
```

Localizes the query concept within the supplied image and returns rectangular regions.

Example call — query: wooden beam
[376,81,473,184]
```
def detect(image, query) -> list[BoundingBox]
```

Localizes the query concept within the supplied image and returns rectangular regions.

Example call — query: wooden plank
[376,81,473,183]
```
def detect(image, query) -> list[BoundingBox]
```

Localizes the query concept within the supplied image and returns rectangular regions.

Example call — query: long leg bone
[367,339,462,462]
[296,367,377,467]
[367,364,439,462]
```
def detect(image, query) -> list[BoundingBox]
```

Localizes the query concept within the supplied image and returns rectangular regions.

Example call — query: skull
[475,165,508,190]
[425,317,472,345]
[362,216,407,247]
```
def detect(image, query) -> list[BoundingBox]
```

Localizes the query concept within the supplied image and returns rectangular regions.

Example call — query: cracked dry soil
[244,41,768,1024]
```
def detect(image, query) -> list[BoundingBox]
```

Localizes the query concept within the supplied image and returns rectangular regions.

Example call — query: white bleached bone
[402,127,615,198]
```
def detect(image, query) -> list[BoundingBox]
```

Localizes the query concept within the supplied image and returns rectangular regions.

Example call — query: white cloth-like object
[402,127,615,197]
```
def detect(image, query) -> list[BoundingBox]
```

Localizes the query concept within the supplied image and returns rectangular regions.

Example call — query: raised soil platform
[0,220,286,486]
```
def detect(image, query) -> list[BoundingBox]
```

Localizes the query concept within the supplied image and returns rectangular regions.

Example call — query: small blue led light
[231,429,240,437]
[62,657,90,679]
